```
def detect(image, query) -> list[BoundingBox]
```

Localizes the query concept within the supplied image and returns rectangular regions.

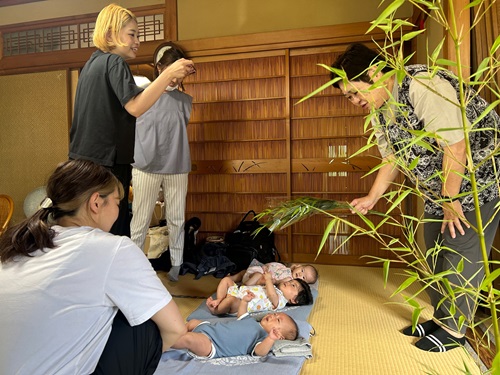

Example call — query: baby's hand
[269,327,281,341]
[264,272,273,282]
[243,291,255,302]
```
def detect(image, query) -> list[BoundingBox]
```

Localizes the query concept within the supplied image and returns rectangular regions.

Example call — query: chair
[0,194,14,235]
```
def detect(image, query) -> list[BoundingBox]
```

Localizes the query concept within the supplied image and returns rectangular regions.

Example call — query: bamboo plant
[257,1,500,373]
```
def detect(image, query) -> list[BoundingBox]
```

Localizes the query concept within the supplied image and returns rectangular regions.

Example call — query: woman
[69,4,195,237]
[0,160,186,374]
[330,43,500,352]
[131,42,193,282]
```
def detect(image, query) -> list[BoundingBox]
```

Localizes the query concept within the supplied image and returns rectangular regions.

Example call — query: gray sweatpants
[424,197,500,334]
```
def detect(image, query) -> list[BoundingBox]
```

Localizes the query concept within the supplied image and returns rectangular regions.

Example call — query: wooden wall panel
[291,117,366,138]
[188,120,286,141]
[182,33,406,265]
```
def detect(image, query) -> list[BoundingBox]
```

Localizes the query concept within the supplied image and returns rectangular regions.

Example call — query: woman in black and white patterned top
[330,43,500,353]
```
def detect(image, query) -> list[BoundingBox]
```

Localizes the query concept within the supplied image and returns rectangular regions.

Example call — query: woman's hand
[441,200,470,238]
[161,58,195,80]
[350,195,377,215]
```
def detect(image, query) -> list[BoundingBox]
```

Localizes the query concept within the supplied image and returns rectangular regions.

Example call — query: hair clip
[155,45,173,65]
[40,197,53,209]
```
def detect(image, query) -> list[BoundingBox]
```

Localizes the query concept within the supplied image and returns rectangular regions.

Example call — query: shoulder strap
[240,210,257,223]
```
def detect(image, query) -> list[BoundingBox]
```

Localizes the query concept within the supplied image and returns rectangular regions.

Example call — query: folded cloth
[272,337,313,359]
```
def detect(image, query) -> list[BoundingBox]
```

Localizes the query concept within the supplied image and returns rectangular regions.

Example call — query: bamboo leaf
[470,100,500,128]
[491,34,500,55]
[458,315,466,331]
[386,189,411,215]
[317,218,337,257]
[401,29,425,42]
[356,213,375,231]
[435,58,458,67]
[449,302,456,315]
[417,0,440,9]
[411,307,424,330]
[367,0,405,33]
[430,38,445,62]
[456,258,464,273]
[466,0,483,8]
[442,278,455,299]
[480,267,500,291]
[393,276,417,295]
[295,79,339,105]
[383,260,390,288]
[408,156,419,170]
[469,57,490,81]
[491,351,500,374]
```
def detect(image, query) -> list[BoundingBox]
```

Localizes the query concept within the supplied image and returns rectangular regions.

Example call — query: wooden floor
[158,264,487,375]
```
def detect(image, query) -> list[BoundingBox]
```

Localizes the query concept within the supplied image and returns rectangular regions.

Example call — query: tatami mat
[302,265,482,375]
[159,264,484,375]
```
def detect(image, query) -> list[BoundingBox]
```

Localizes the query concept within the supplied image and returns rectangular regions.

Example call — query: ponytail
[0,208,56,263]
[0,159,122,264]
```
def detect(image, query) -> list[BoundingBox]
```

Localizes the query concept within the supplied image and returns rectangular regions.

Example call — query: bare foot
[206,296,220,313]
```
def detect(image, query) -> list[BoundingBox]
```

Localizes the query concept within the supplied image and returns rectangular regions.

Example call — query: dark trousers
[108,164,132,237]
[91,311,162,375]
[424,197,500,334]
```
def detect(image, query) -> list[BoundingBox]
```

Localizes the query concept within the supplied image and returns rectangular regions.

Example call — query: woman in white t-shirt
[0,159,186,375]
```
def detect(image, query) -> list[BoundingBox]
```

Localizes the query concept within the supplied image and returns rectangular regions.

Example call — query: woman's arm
[441,139,469,237]
[125,58,195,117]
[151,299,187,352]
[350,158,399,215]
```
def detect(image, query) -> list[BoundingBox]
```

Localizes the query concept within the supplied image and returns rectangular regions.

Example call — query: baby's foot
[206,297,220,313]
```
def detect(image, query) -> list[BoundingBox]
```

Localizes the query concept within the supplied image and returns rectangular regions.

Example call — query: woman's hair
[92,3,137,52]
[330,43,392,88]
[0,160,123,263]
[153,42,188,90]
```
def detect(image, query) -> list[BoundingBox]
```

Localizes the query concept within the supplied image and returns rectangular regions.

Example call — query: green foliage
[260,0,500,372]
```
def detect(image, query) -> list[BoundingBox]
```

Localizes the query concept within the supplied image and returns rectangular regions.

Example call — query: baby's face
[291,265,316,284]
[260,312,295,339]
[278,279,303,303]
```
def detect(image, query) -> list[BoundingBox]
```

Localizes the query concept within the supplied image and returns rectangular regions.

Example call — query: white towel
[272,337,313,359]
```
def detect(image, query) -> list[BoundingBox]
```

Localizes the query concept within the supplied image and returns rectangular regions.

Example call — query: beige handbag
[144,226,169,259]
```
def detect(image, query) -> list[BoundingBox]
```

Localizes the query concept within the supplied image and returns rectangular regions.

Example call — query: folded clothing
[272,337,312,359]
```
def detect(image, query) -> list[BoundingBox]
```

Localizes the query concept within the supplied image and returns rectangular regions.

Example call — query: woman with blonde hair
[69,3,195,237]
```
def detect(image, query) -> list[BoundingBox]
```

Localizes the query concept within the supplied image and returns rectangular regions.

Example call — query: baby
[207,272,313,315]
[173,292,299,358]
[231,259,319,286]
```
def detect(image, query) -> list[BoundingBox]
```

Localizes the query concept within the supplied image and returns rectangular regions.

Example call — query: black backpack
[182,217,202,265]
[225,210,280,272]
